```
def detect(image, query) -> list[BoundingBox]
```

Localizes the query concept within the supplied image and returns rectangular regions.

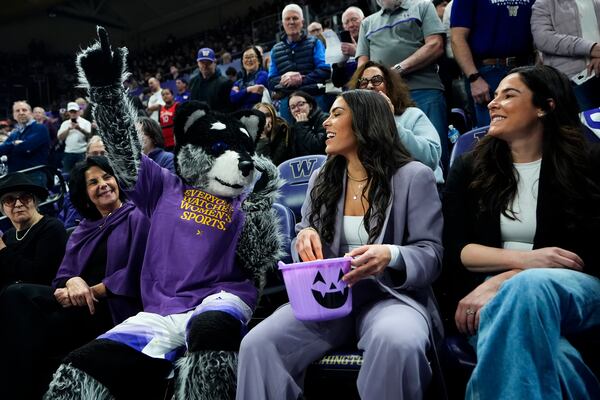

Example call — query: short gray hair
[282,4,303,20]
[342,6,365,22]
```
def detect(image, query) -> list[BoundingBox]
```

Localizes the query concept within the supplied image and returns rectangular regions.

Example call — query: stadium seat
[449,107,471,134]
[448,126,489,167]
[250,202,296,325]
[277,155,327,221]
[581,107,600,143]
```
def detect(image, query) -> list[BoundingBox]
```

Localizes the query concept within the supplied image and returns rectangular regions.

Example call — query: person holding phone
[332,6,365,88]
[57,102,92,174]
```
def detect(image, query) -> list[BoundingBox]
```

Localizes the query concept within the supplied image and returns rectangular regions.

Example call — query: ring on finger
[465,308,475,315]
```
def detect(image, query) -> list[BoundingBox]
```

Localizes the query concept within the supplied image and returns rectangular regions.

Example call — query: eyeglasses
[1,192,34,207]
[290,101,307,111]
[357,75,384,89]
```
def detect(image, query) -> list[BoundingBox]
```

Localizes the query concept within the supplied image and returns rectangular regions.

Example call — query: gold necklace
[347,172,368,182]
[15,215,43,241]
[348,180,366,201]
[98,202,123,229]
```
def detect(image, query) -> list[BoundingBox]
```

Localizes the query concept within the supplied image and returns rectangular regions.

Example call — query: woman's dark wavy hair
[470,65,600,227]
[308,89,413,244]
[69,156,127,220]
[347,60,415,115]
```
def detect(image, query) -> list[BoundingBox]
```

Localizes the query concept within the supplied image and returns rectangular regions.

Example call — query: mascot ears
[173,101,265,144]
[232,109,266,143]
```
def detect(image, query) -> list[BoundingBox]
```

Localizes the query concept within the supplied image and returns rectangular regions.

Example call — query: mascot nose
[238,160,254,177]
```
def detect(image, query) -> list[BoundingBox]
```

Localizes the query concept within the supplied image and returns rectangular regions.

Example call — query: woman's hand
[455,270,519,336]
[294,112,309,122]
[65,277,98,315]
[342,245,391,287]
[54,288,72,307]
[246,85,265,94]
[0,236,6,251]
[518,247,584,271]
[295,227,324,261]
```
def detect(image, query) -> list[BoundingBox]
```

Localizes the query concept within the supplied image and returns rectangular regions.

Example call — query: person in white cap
[57,101,92,173]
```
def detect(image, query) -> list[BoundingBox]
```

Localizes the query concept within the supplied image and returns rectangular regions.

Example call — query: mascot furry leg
[44,339,172,400]
[175,311,243,400]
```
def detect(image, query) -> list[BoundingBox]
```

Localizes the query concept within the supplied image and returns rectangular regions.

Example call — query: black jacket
[290,109,328,157]
[189,69,233,113]
[440,148,600,317]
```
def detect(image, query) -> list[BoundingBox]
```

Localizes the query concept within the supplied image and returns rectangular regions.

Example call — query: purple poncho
[53,201,150,324]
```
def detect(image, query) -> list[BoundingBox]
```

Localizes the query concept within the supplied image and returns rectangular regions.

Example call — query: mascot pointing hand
[45,27,283,400]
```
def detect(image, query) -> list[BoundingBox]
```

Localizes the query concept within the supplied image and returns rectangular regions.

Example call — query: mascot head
[173,101,265,198]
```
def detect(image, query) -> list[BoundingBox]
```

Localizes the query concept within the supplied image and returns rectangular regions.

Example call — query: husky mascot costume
[44,27,283,400]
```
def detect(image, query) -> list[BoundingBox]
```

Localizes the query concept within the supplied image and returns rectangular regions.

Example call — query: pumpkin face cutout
[311,268,349,309]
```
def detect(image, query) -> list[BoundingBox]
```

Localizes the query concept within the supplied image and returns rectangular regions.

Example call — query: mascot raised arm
[45,27,283,400]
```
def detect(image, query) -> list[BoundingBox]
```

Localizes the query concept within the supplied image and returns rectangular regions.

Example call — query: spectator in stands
[226,66,239,82]
[189,47,233,112]
[0,156,149,400]
[442,65,600,399]
[0,121,10,143]
[231,46,269,110]
[159,88,177,151]
[170,65,182,81]
[146,77,165,122]
[357,0,448,171]
[253,102,292,165]
[288,91,328,157]
[174,78,190,103]
[307,21,324,37]
[0,172,67,292]
[331,6,365,89]
[268,4,331,123]
[433,0,449,19]
[451,0,535,127]
[348,61,443,183]
[137,117,175,172]
[33,107,58,149]
[531,0,600,111]
[237,89,443,400]
[0,101,50,183]
[57,102,92,174]
[86,135,106,157]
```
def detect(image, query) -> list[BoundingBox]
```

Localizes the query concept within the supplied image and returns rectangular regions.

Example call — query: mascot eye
[211,141,229,154]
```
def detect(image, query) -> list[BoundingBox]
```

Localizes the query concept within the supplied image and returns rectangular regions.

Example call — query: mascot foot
[175,350,237,400]
[44,364,114,400]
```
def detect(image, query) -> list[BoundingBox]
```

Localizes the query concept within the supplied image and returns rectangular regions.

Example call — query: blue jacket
[230,70,269,110]
[268,32,330,92]
[0,120,49,172]
[148,148,175,173]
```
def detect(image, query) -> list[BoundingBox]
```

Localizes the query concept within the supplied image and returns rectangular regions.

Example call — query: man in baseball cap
[189,48,232,112]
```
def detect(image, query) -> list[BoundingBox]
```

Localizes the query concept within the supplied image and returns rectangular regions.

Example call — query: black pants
[0,283,113,400]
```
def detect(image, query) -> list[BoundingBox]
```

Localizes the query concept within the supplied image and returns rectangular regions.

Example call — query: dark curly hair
[308,89,413,244]
[69,156,127,220]
[347,60,415,115]
[470,65,600,228]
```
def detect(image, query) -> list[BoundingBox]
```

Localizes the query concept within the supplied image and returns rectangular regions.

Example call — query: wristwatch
[467,72,481,82]
[393,63,405,76]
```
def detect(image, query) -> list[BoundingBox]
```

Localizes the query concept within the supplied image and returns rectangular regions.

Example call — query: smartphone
[571,68,595,86]
[339,30,353,43]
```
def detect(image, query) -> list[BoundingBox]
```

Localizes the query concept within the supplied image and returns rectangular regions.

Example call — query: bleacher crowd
[0,0,599,399]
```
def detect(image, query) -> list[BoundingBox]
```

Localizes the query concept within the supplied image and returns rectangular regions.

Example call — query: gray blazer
[531,0,600,77]
[293,161,445,342]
